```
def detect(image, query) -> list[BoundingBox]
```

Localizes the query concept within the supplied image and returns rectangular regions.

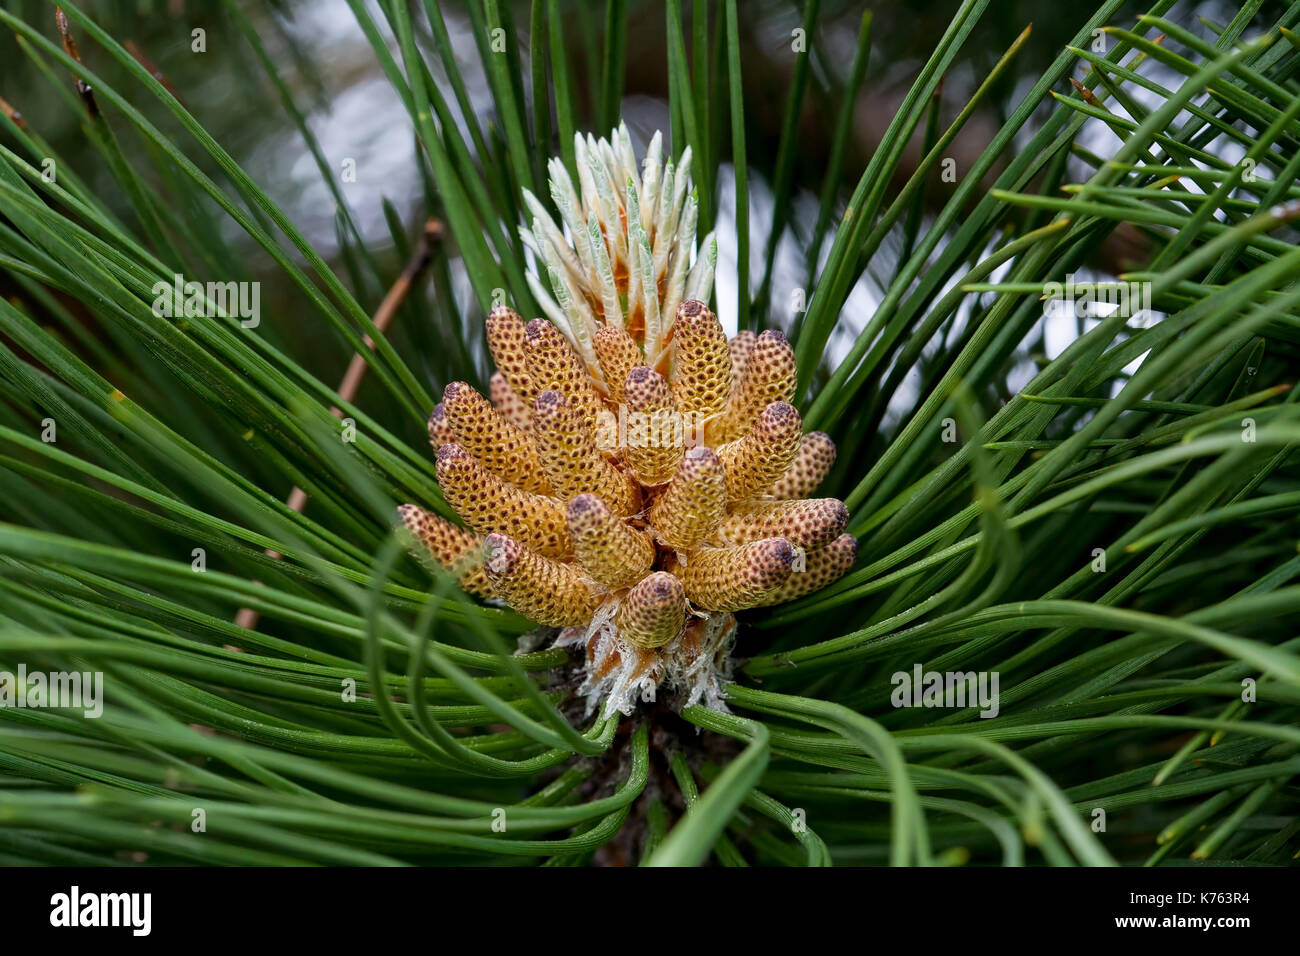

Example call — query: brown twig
[0,94,26,130]
[233,219,444,633]
[55,7,99,117]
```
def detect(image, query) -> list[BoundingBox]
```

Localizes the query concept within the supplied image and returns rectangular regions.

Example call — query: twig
[234,219,443,632]
[0,94,27,130]
[55,7,99,116]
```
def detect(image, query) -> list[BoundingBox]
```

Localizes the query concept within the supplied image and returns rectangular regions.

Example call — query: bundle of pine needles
[0,0,1296,867]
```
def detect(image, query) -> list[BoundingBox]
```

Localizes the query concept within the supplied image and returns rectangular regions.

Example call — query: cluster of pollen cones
[399,300,854,716]
[398,127,853,716]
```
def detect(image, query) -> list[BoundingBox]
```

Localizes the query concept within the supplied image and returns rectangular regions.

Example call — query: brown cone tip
[435,442,467,466]
[533,389,566,415]
[682,445,719,470]
[677,299,705,318]
[483,532,521,573]
[753,537,796,572]
[745,538,797,591]
[624,366,669,407]
[525,317,555,342]
[442,380,473,403]
[761,401,801,430]
[643,571,683,601]
[795,497,848,528]
[566,492,607,528]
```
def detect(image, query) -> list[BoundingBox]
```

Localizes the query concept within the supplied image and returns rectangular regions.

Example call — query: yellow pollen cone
[755,533,857,606]
[771,431,837,498]
[396,504,491,597]
[623,366,684,485]
[719,497,849,550]
[489,370,531,428]
[728,329,757,391]
[485,305,535,402]
[617,572,687,648]
[715,328,796,442]
[442,381,550,494]
[566,493,655,590]
[524,318,606,432]
[532,390,640,514]
[669,299,731,424]
[671,537,796,611]
[594,325,643,405]
[717,401,802,501]
[649,445,727,550]
[483,533,600,627]
[435,443,571,557]
[428,402,454,451]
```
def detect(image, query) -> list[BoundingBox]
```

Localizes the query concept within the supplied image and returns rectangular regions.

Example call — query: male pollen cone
[434,443,571,557]
[483,532,600,627]
[649,445,727,551]
[485,305,535,402]
[672,537,797,611]
[623,365,683,485]
[396,503,491,597]
[714,328,796,442]
[717,400,803,501]
[771,431,837,499]
[566,493,655,590]
[594,325,643,406]
[720,497,849,550]
[728,329,757,389]
[533,390,640,514]
[489,370,531,428]
[428,403,454,449]
[397,129,864,718]
[669,299,731,424]
[442,380,550,493]
[617,572,687,648]
[759,533,858,605]
[524,317,605,432]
